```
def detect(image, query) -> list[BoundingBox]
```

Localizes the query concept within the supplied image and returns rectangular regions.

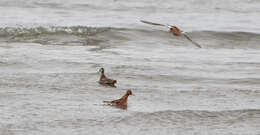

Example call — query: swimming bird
[98,68,117,87]
[103,90,133,109]
[140,20,202,48]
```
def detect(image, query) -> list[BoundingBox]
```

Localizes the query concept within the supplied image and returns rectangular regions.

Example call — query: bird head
[99,68,104,74]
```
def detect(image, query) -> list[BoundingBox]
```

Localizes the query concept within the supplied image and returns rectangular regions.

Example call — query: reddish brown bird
[103,90,133,109]
[98,68,117,87]
[140,20,202,48]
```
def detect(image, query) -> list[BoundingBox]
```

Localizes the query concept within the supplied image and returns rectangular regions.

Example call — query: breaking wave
[1,26,259,48]
[0,26,112,37]
[0,26,259,37]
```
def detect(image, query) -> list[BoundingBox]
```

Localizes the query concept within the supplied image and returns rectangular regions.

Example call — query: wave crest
[1,26,260,48]
[0,26,111,37]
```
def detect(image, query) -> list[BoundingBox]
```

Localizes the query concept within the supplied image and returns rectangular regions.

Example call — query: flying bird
[140,20,202,48]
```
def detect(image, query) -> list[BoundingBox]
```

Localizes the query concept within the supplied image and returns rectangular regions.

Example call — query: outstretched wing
[140,20,171,28]
[183,33,202,48]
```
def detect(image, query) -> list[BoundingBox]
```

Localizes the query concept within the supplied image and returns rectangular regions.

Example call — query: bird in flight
[140,20,202,48]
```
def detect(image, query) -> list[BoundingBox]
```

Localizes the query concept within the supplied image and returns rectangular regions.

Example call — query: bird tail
[103,101,112,103]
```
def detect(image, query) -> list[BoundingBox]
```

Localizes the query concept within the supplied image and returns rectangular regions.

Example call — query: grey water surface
[0,0,260,135]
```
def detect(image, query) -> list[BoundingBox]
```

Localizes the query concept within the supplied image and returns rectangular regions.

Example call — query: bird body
[103,90,133,108]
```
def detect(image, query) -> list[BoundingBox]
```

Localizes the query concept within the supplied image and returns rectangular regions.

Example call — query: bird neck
[121,93,129,100]
[100,73,106,79]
